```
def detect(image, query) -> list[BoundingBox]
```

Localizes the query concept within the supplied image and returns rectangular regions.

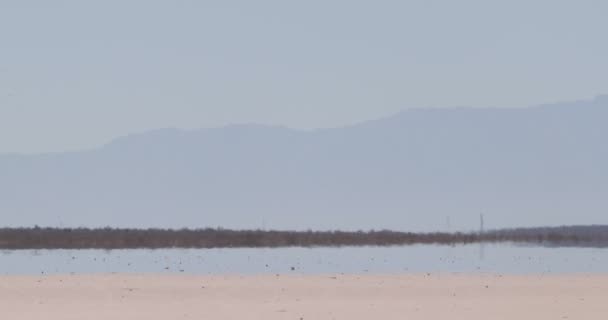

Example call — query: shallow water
[1,244,606,275]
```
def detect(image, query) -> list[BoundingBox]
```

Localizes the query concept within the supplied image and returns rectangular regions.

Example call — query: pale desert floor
[1,273,606,319]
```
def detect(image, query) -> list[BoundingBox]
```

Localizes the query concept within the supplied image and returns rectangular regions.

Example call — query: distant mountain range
[2,96,607,231]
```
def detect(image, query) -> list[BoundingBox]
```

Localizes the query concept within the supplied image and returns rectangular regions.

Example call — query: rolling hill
[1,96,607,231]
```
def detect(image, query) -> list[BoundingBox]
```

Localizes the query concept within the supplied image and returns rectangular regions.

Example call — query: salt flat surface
[1,273,606,319]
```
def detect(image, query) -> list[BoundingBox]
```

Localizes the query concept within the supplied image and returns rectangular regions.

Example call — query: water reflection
[1,244,606,275]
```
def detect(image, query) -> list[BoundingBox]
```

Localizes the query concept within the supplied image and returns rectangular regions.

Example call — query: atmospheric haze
[1,97,607,231]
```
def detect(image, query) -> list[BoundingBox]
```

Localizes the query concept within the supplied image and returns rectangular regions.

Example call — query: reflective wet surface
[1,244,607,275]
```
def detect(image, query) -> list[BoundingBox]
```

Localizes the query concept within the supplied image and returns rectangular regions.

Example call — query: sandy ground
[1,273,606,319]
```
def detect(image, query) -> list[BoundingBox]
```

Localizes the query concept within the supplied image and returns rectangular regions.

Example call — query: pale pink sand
[1,274,606,319]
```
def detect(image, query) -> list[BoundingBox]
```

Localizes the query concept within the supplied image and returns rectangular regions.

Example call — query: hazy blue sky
[1,0,607,153]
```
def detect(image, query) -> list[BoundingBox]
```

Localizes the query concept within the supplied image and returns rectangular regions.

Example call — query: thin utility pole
[479,213,485,261]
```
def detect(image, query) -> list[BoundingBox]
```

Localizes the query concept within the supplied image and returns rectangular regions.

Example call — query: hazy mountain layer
[2,97,607,231]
